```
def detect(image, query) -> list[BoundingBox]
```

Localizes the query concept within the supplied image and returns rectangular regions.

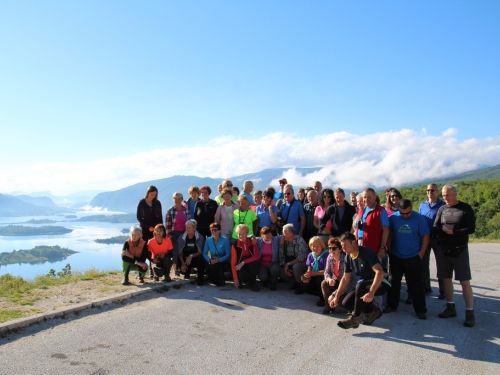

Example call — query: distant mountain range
[89,168,321,213]
[3,164,499,217]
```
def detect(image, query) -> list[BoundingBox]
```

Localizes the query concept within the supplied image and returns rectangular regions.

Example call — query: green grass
[0,309,43,323]
[0,268,120,302]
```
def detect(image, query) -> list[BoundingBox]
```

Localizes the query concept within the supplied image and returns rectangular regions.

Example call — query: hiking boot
[337,314,360,329]
[164,277,172,282]
[464,310,475,327]
[153,276,159,282]
[316,298,326,307]
[121,277,130,285]
[405,293,413,305]
[250,284,260,292]
[291,282,299,290]
[138,276,145,283]
[269,282,277,291]
[417,312,427,320]
[438,303,457,318]
[383,306,397,313]
[438,292,446,300]
[362,307,382,325]
[262,280,269,288]
[196,280,204,286]
[294,285,304,295]
[322,306,335,314]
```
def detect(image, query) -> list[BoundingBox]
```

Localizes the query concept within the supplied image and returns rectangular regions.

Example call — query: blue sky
[1,1,499,195]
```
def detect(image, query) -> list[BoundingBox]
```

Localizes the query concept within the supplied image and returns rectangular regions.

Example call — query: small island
[94,235,129,244]
[25,219,57,224]
[64,214,78,219]
[0,225,73,236]
[120,228,129,234]
[0,245,78,265]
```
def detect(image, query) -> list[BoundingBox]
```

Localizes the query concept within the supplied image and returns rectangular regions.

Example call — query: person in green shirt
[232,195,258,243]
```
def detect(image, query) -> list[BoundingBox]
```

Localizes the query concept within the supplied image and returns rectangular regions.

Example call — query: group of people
[121,178,476,329]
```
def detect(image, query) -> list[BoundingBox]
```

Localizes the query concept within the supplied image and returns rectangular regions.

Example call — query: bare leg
[443,278,454,302]
[460,280,474,309]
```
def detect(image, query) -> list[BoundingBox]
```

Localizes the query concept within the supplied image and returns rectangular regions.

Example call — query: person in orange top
[147,224,174,282]
[231,224,260,292]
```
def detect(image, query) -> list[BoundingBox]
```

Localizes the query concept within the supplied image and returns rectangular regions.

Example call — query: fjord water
[0,212,136,280]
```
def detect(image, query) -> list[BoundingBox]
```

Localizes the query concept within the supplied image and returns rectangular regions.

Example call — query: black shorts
[435,245,471,281]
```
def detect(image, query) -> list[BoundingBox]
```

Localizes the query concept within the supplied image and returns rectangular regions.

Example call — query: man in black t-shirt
[433,184,476,327]
[332,232,389,329]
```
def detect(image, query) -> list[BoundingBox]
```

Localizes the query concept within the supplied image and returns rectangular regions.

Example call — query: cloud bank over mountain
[5,128,500,195]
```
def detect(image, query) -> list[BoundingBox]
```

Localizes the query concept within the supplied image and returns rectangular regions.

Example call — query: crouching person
[231,224,261,292]
[148,224,174,282]
[332,232,390,329]
[203,223,231,286]
[178,219,206,286]
[121,225,149,285]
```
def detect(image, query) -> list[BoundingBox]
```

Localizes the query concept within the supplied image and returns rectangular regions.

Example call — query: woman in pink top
[255,226,282,291]
[214,188,239,239]
[314,188,333,244]
[385,188,402,217]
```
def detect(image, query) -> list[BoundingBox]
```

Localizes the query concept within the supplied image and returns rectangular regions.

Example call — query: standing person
[300,237,329,306]
[232,196,258,242]
[136,185,163,279]
[356,188,390,257]
[194,186,218,238]
[136,186,163,242]
[275,178,287,200]
[121,226,149,285]
[384,199,429,320]
[434,184,476,327]
[239,180,255,205]
[278,185,306,237]
[270,224,309,294]
[419,183,446,298]
[178,219,206,286]
[385,188,402,217]
[231,224,261,292]
[303,189,319,244]
[256,190,278,235]
[203,223,231,287]
[296,188,306,205]
[184,186,201,219]
[313,181,323,197]
[214,189,239,239]
[165,192,191,275]
[350,191,358,208]
[319,188,356,238]
[148,224,174,282]
[332,232,389,329]
[215,179,238,205]
[351,193,365,234]
[250,189,263,212]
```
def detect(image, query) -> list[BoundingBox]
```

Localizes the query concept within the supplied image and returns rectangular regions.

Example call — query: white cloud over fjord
[4,128,500,195]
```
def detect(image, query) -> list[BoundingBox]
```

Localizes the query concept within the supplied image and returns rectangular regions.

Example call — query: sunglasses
[400,211,412,217]
[328,246,339,250]
[284,192,292,196]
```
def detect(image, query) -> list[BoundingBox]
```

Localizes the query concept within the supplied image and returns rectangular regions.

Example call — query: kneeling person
[333,232,389,329]
[231,224,261,291]
[148,224,174,282]
[121,225,149,285]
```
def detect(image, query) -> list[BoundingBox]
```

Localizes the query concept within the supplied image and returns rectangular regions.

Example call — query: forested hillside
[397,179,500,240]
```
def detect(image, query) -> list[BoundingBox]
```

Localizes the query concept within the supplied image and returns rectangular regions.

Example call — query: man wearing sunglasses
[419,183,446,298]
[385,199,429,320]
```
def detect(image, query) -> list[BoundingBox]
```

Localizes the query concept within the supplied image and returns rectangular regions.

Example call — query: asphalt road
[1,243,499,375]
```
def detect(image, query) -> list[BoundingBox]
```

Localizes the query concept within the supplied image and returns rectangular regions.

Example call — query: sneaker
[362,307,382,325]
[337,314,360,329]
[383,306,397,313]
[121,277,130,285]
[316,298,326,307]
[250,284,260,292]
[438,293,446,300]
[438,303,457,318]
[417,312,427,320]
[322,306,335,314]
[464,310,475,327]
[138,276,145,283]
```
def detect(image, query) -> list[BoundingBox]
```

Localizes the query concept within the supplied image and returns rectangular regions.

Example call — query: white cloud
[3,128,500,195]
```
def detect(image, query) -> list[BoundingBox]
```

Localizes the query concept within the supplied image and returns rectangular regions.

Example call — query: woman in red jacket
[231,224,260,292]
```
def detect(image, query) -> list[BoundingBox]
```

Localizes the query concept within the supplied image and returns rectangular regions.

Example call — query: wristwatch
[379,245,387,250]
